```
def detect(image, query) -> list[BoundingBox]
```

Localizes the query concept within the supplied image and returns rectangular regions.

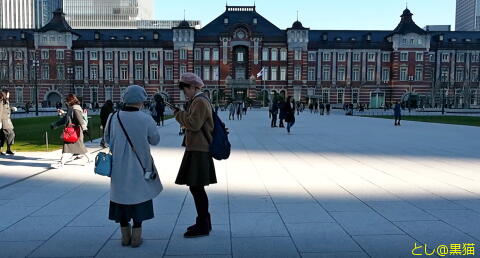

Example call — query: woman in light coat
[104,85,162,248]
[0,89,16,155]
[51,94,90,168]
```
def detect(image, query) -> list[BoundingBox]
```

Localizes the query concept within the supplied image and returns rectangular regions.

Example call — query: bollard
[45,131,49,152]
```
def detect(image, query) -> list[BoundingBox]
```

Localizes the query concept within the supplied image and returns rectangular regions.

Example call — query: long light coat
[104,110,162,205]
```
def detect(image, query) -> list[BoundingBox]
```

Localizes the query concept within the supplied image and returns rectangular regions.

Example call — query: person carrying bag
[103,85,162,248]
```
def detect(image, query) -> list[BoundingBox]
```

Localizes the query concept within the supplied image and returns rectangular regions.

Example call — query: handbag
[117,112,158,181]
[94,113,115,177]
[62,123,80,143]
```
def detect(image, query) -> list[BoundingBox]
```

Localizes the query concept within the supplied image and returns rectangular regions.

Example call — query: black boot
[187,213,211,232]
[184,216,210,238]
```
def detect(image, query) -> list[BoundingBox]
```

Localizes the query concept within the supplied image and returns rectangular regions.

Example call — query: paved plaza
[0,110,480,258]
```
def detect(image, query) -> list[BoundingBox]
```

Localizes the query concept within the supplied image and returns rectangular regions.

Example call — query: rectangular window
[471,90,477,105]
[105,87,113,101]
[352,53,360,62]
[457,53,465,62]
[271,49,278,61]
[165,66,173,80]
[382,53,390,62]
[120,51,128,60]
[150,66,158,80]
[415,67,423,81]
[337,67,345,81]
[382,68,390,81]
[194,66,201,77]
[105,65,113,81]
[203,66,210,80]
[367,53,375,62]
[352,67,360,81]
[105,51,113,60]
[194,49,201,60]
[294,50,302,61]
[212,66,219,80]
[90,65,98,80]
[294,66,301,80]
[90,51,98,60]
[323,53,331,61]
[441,68,449,81]
[235,67,246,80]
[367,67,375,81]
[135,51,143,60]
[263,48,269,61]
[135,66,143,80]
[14,65,23,80]
[180,64,187,75]
[41,50,49,60]
[280,67,287,81]
[337,89,344,104]
[75,51,83,60]
[0,49,8,60]
[237,52,244,62]
[42,65,49,79]
[322,89,330,103]
[120,66,128,80]
[337,53,346,62]
[322,66,331,81]
[280,49,287,61]
[56,65,65,80]
[0,65,8,80]
[416,52,423,61]
[441,53,449,62]
[400,67,408,81]
[180,49,187,60]
[308,52,316,61]
[400,52,408,62]
[75,66,83,80]
[471,67,479,82]
[56,50,64,60]
[352,89,359,104]
[203,49,210,61]
[429,53,435,62]
[308,67,315,81]
[75,87,83,97]
[271,67,277,81]
[150,51,158,60]
[15,88,23,103]
[456,68,464,82]
[212,48,219,61]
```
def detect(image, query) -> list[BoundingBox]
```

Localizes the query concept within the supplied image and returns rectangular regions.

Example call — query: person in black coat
[271,100,279,127]
[278,100,286,128]
[100,100,114,148]
[394,101,402,126]
[326,103,331,115]
[155,99,166,126]
[284,96,296,134]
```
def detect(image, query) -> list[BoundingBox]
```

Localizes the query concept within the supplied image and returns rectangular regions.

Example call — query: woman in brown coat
[0,89,16,155]
[174,72,217,238]
[51,94,91,168]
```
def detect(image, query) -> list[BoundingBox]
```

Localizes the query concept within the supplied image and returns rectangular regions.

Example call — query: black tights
[120,220,142,228]
[189,186,209,219]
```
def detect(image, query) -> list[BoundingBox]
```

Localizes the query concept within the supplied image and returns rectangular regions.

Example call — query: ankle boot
[120,224,131,246]
[184,216,209,238]
[131,227,143,248]
[187,213,212,232]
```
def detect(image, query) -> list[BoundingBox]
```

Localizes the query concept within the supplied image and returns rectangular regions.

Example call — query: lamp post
[31,59,40,116]
[408,75,414,111]
[441,74,447,115]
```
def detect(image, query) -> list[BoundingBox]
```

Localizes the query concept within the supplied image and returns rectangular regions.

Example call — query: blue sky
[154,0,456,30]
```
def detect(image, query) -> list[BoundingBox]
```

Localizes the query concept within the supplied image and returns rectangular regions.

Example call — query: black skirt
[109,200,154,223]
[176,151,217,186]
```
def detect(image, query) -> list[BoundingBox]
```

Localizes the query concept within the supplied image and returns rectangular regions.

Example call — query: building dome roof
[292,21,305,29]
[177,20,191,28]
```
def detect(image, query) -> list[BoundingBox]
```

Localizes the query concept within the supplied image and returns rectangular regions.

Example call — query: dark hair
[286,96,293,103]
[178,82,191,90]
[105,100,113,106]
[65,94,80,106]
[0,89,8,104]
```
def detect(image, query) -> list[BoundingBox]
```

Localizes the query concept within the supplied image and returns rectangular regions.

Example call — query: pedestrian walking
[278,99,286,128]
[104,85,163,248]
[285,96,296,134]
[320,103,325,115]
[100,100,114,148]
[174,73,217,238]
[155,98,166,126]
[236,102,242,120]
[326,103,331,115]
[314,102,319,114]
[0,89,16,155]
[50,94,91,168]
[271,100,279,127]
[394,101,402,126]
[309,103,314,113]
[228,102,235,120]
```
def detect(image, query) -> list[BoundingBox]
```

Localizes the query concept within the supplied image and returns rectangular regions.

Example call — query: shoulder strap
[116,112,147,172]
[194,94,213,144]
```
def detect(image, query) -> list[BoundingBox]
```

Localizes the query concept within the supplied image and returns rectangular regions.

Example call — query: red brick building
[1,6,479,109]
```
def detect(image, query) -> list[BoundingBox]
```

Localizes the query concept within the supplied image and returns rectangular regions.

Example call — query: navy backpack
[198,95,231,160]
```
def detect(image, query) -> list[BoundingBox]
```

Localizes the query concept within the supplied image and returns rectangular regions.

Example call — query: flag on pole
[256,67,265,78]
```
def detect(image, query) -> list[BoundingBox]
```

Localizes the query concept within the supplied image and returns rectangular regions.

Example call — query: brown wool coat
[175,94,213,152]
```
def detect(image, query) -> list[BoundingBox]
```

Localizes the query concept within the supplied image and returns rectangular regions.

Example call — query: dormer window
[465,38,471,42]
[110,36,117,40]
[224,18,229,24]
[322,33,328,41]
[20,32,25,40]
[450,38,457,42]
[366,34,372,41]
[139,36,145,40]
[439,35,444,41]
[335,37,341,42]
[253,18,257,24]
[153,32,159,40]
[350,37,356,41]
[125,36,131,40]
[94,32,100,40]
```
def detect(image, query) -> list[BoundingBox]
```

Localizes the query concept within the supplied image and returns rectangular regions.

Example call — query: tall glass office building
[0,0,37,29]
[456,0,480,31]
